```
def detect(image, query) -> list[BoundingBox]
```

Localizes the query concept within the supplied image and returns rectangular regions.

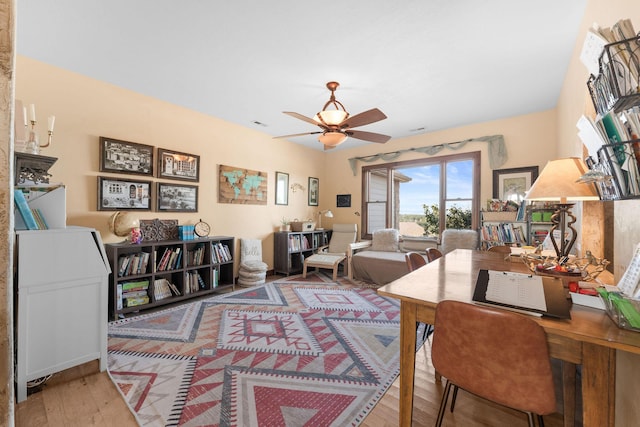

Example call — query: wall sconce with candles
[317,209,333,230]
[524,157,599,263]
[23,103,55,155]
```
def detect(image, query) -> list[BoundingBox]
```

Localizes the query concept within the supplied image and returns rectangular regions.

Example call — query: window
[361,151,480,239]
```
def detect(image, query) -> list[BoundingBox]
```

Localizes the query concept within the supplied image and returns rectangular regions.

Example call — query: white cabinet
[15,227,110,402]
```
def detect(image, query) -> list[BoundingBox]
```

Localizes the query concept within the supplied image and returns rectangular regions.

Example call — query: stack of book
[117,280,150,309]
[156,247,182,271]
[211,242,232,263]
[117,252,150,277]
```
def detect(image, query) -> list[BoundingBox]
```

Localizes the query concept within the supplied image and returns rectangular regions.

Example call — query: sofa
[348,229,437,286]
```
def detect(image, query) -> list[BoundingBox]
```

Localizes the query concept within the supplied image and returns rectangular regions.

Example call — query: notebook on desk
[473,269,571,319]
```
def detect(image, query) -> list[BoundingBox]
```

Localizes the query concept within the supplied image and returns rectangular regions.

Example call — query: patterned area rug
[108,272,401,426]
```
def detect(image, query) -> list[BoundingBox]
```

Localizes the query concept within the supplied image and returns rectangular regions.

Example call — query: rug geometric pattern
[108,272,401,426]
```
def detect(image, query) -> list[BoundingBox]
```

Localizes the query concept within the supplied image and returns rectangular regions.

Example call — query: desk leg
[399,301,417,427]
[582,343,615,427]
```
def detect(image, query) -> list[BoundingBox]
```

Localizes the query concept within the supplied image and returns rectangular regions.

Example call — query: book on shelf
[31,208,49,229]
[14,189,39,230]
[153,278,173,301]
[124,295,150,307]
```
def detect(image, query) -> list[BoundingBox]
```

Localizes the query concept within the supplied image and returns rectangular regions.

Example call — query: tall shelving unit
[104,236,235,320]
[273,230,332,275]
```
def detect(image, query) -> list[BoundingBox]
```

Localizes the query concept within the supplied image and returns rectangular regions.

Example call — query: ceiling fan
[275,81,391,149]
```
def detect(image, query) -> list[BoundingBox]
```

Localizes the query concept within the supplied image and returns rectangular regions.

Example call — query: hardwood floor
[15,341,566,426]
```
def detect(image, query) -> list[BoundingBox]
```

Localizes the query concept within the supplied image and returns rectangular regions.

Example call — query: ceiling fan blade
[346,129,391,144]
[283,111,321,126]
[273,131,321,139]
[341,108,387,129]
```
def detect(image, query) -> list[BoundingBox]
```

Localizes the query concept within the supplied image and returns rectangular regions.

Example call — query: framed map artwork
[218,164,268,205]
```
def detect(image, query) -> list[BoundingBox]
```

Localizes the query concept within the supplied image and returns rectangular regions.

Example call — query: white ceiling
[16,0,588,151]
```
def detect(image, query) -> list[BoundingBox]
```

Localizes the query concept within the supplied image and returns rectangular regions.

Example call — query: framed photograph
[337,194,351,208]
[157,148,200,182]
[308,177,319,206]
[99,136,153,176]
[493,166,539,202]
[275,171,289,205]
[157,183,198,212]
[97,176,152,211]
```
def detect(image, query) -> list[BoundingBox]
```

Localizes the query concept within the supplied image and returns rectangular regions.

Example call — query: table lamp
[317,209,333,230]
[524,158,599,262]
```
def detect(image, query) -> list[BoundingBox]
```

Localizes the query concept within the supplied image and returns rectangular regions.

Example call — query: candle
[29,104,36,122]
[48,116,56,132]
[22,107,27,127]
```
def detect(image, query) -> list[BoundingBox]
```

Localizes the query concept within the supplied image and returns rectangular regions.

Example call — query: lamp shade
[314,110,348,126]
[525,158,599,202]
[318,132,347,147]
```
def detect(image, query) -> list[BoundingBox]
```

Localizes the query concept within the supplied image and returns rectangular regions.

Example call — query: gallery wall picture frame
[157,148,200,182]
[275,171,289,205]
[337,194,351,208]
[308,177,319,206]
[157,183,198,212]
[218,164,268,205]
[492,166,539,201]
[99,136,153,176]
[97,176,152,211]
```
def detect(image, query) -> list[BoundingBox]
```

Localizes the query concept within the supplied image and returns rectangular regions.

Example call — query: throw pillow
[371,228,400,252]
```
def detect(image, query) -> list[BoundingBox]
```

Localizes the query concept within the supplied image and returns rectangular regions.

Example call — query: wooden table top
[377,249,640,355]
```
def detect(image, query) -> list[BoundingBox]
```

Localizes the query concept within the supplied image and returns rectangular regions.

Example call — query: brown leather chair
[405,251,427,271]
[487,245,512,254]
[426,247,443,262]
[432,300,556,427]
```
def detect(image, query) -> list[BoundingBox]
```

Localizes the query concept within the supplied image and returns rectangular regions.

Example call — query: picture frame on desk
[156,148,200,182]
[97,176,152,211]
[99,137,154,176]
[157,183,198,212]
[492,166,539,201]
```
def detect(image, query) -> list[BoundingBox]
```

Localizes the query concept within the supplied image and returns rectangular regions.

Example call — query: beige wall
[16,56,328,270]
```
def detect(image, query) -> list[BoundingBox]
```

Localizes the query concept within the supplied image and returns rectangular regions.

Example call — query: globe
[108,211,140,237]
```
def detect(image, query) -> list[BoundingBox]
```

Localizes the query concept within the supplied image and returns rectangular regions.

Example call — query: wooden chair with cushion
[425,247,443,262]
[432,300,556,427]
[303,224,357,280]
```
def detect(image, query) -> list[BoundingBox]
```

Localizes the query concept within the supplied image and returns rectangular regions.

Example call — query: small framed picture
[337,194,351,208]
[157,183,198,212]
[275,171,289,205]
[99,137,153,176]
[97,176,152,211]
[308,177,319,206]
[157,148,200,182]
[493,166,539,202]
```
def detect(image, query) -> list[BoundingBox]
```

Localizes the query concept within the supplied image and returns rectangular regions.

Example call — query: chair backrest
[425,247,443,263]
[328,224,358,254]
[487,245,512,254]
[405,252,428,272]
[240,238,263,263]
[440,229,479,254]
[431,300,556,415]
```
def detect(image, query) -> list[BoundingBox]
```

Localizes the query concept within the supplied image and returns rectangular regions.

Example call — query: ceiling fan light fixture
[314,109,348,126]
[318,131,347,147]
